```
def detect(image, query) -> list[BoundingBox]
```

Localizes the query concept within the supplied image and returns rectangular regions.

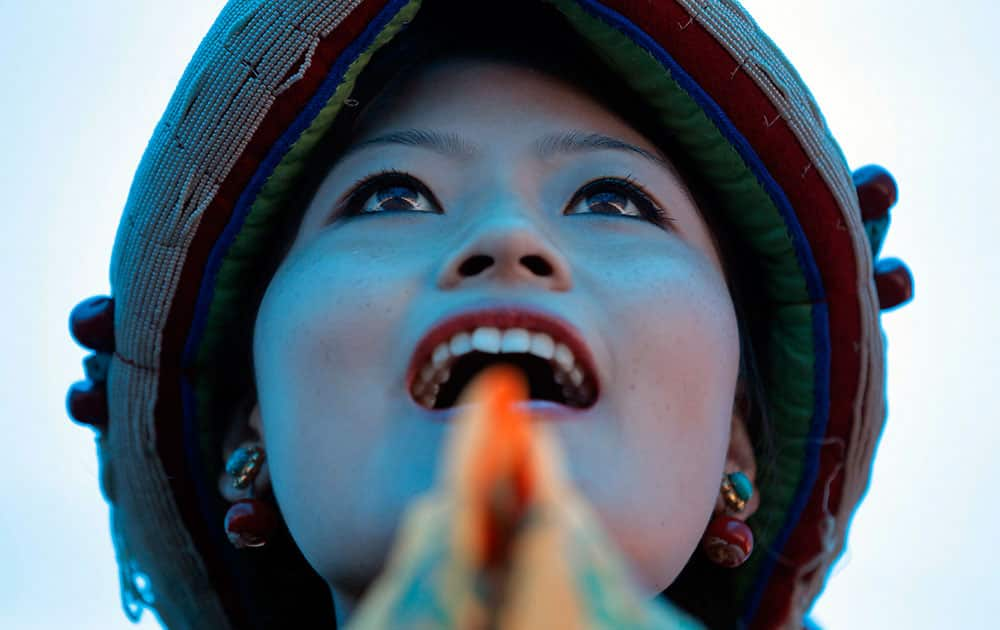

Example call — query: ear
[217,401,272,502]
[722,383,760,518]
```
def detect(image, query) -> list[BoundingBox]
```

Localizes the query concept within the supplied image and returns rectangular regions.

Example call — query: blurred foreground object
[347,366,702,629]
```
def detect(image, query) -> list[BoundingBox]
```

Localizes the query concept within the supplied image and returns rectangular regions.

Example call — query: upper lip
[405,303,601,404]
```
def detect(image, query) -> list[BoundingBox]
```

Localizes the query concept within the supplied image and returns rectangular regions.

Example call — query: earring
[702,472,755,568]
[223,444,278,549]
[702,516,754,568]
[720,471,753,514]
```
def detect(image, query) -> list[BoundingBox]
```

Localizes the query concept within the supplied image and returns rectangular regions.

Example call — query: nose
[437,218,573,292]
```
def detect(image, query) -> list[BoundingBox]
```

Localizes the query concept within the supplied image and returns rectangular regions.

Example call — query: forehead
[352,58,667,159]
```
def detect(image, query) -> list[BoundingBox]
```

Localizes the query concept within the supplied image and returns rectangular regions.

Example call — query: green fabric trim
[545,0,818,608]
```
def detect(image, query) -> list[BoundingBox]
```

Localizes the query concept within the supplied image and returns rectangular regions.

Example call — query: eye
[340,170,441,216]
[565,177,673,227]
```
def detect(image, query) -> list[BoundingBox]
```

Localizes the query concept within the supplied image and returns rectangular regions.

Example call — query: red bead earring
[224,498,278,549]
[702,515,754,568]
[702,472,755,568]
[223,444,278,549]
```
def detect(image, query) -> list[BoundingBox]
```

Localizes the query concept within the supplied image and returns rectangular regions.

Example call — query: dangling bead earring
[702,471,755,568]
[223,444,278,549]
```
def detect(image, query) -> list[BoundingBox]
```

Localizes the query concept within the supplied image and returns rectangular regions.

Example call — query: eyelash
[568,175,676,228]
[334,169,675,229]
[336,168,442,218]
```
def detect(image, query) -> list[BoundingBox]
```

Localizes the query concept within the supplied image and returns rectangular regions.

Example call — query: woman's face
[253,59,740,604]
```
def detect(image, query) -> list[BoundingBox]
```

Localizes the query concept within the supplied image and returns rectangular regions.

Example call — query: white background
[1,1,996,628]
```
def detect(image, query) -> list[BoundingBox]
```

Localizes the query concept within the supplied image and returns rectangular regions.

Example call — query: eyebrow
[534,130,670,168]
[343,128,671,169]
[345,129,478,160]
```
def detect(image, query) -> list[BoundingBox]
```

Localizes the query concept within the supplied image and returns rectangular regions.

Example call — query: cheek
[578,245,739,591]
[255,222,445,387]
[592,243,739,435]
[253,242,418,406]
[251,244,429,579]
[628,274,738,428]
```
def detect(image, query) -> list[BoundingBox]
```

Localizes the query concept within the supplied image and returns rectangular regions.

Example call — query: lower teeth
[413,360,590,409]
[418,385,589,410]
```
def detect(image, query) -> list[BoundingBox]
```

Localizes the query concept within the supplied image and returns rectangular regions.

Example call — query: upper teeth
[413,326,592,408]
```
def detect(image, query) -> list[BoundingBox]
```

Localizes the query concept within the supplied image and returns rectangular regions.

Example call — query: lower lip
[425,400,588,422]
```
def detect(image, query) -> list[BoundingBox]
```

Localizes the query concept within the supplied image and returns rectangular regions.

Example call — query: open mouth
[408,309,600,411]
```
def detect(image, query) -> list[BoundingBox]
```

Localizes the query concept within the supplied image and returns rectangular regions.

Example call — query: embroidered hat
[67,0,912,627]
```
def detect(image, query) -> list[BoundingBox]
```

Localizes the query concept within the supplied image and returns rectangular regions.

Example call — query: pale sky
[2,1,996,628]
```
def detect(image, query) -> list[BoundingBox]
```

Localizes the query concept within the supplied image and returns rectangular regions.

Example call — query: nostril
[520,255,553,277]
[458,254,493,277]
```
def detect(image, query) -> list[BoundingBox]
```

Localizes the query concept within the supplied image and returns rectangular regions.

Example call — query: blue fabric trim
[179,0,412,555]
[565,0,832,622]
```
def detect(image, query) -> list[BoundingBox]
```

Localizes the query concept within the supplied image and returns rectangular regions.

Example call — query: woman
[66,0,912,627]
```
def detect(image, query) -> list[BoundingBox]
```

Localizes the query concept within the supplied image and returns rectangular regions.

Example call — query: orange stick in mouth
[457,365,538,570]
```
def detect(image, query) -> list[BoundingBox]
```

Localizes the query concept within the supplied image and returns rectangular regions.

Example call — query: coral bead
[69,296,115,353]
[702,516,754,568]
[224,499,278,549]
[66,380,108,430]
[874,257,914,311]
[852,164,898,221]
